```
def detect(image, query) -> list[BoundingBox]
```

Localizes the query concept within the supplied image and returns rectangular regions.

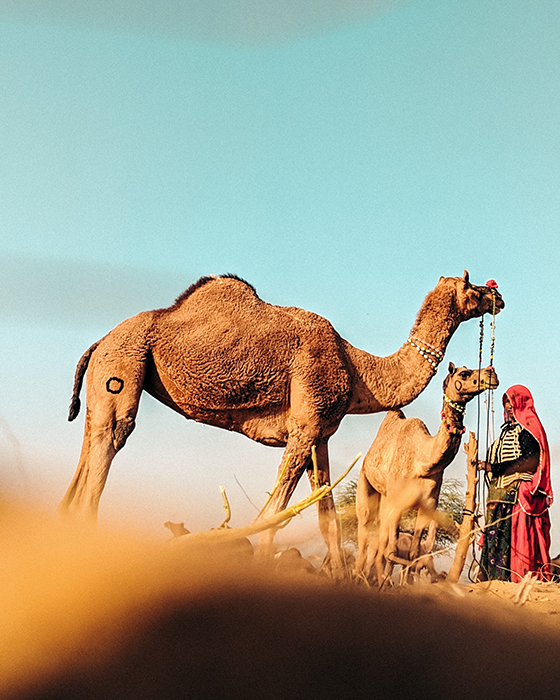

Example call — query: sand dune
[2,497,560,700]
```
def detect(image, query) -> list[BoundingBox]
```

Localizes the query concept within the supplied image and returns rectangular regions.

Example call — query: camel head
[439,270,505,320]
[443,362,499,404]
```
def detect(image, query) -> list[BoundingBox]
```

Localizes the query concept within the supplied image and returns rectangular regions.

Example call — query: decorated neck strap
[441,409,466,435]
[407,336,444,369]
[443,394,466,414]
[441,394,467,434]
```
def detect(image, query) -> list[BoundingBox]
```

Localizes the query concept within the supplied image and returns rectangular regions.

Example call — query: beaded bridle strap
[407,336,444,369]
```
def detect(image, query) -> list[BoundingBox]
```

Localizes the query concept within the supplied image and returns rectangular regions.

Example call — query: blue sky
[1,0,560,551]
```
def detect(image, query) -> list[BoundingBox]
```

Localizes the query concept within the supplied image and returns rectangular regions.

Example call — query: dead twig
[253,454,292,522]
[447,431,479,583]
[233,474,260,512]
[513,572,538,606]
[215,486,231,529]
[172,453,361,548]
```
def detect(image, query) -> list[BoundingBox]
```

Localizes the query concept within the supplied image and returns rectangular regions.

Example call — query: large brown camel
[355,362,499,585]
[59,270,503,571]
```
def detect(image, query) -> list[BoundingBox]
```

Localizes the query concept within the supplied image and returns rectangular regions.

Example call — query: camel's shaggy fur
[59,271,503,571]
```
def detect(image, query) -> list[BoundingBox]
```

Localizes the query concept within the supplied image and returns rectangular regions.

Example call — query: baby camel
[356,363,498,585]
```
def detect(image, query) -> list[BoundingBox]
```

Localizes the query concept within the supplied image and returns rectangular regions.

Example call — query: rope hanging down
[468,279,500,582]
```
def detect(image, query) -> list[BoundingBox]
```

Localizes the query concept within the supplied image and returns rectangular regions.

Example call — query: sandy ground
[384,576,560,619]
[457,579,560,615]
[396,549,560,616]
[3,498,560,700]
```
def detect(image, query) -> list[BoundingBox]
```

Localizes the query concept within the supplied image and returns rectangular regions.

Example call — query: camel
[59,270,503,572]
[355,362,499,585]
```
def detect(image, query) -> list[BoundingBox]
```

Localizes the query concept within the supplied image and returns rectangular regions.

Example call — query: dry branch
[171,453,362,549]
[215,486,232,529]
[513,572,538,605]
[447,431,479,583]
[253,454,292,522]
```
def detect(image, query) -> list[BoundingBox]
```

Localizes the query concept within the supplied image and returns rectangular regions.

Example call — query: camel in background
[356,363,499,585]
[59,271,502,572]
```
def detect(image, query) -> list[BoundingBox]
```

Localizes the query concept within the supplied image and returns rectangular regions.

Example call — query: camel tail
[68,341,100,421]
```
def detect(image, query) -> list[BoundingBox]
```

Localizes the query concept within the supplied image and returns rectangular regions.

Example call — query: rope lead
[468,291,498,582]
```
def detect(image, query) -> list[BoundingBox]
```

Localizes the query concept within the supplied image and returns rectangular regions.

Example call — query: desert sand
[2,497,560,700]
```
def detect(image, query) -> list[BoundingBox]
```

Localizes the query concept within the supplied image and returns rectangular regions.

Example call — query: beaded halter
[407,336,444,369]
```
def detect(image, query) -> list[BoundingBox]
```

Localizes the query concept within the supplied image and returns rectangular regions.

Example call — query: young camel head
[438,270,505,320]
[443,362,499,404]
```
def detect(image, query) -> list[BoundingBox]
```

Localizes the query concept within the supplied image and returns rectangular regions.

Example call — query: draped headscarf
[503,385,553,515]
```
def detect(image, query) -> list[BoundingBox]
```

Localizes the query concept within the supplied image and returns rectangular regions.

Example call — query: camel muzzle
[480,368,499,391]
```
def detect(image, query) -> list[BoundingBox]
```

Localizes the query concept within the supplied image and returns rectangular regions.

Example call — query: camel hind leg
[59,330,148,522]
[408,513,439,581]
[409,496,438,564]
[59,410,136,522]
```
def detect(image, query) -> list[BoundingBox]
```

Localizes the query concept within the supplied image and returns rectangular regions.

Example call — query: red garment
[503,385,553,581]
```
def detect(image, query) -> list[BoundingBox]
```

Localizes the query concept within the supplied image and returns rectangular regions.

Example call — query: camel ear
[462,270,470,286]
[448,361,456,374]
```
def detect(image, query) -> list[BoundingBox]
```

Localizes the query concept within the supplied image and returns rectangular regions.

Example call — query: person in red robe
[480,385,553,582]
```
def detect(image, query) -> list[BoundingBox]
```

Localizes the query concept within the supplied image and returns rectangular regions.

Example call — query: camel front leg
[418,520,439,581]
[410,499,437,563]
[374,525,392,588]
[257,429,347,576]
[376,498,399,587]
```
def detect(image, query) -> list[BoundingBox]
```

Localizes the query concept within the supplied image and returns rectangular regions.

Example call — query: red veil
[504,385,553,581]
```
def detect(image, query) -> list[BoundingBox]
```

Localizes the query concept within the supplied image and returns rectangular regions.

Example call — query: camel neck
[408,286,461,356]
[343,285,463,414]
[440,396,467,435]
[344,342,439,413]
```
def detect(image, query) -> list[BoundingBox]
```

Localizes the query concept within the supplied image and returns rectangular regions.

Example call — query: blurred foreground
[2,496,560,700]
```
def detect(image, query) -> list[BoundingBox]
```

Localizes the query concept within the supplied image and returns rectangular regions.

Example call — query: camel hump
[381,409,407,426]
[365,410,406,458]
[381,410,431,440]
[170,274,259,309]
[372,409,414,444]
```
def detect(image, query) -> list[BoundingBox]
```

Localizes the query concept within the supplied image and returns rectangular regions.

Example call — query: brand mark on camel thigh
[106,377,124,394]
